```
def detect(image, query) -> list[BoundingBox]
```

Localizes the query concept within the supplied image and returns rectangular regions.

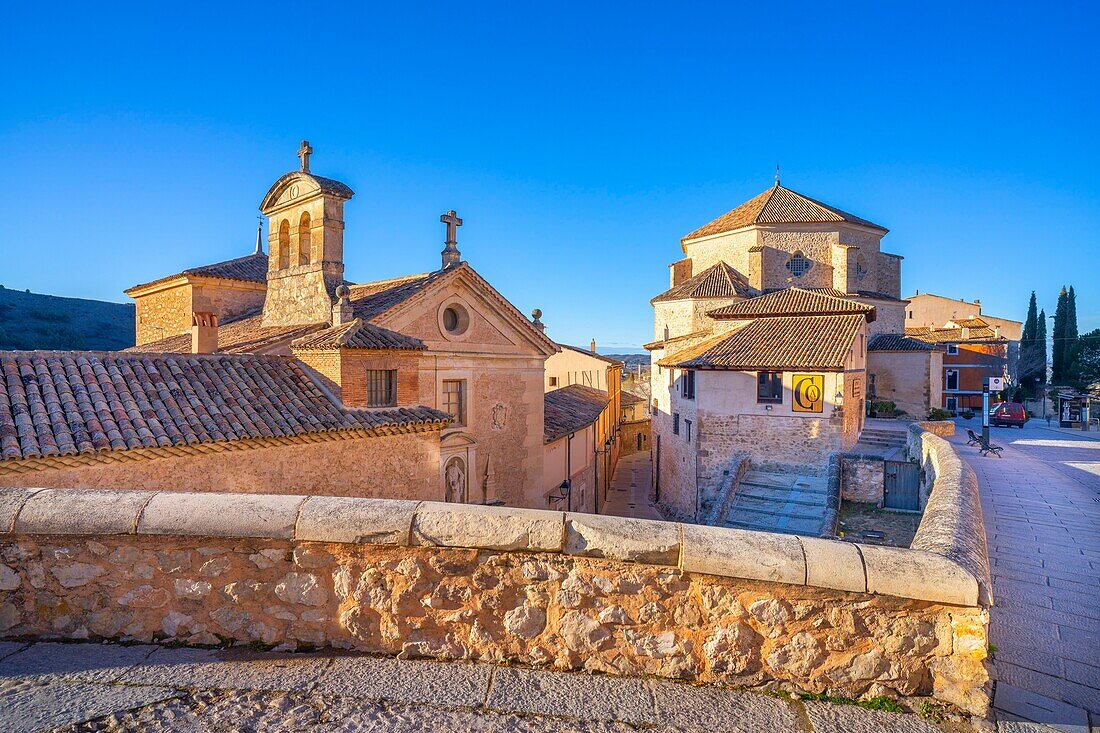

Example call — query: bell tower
[258,141,355,327]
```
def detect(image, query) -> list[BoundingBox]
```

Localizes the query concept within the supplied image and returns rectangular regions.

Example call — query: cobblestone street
[0,640,966,732]
[949,421,1100,731]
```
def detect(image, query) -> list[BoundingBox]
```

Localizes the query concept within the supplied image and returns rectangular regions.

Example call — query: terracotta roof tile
[905,326,1005,344]
[708,287,875,320]
[659,315,864,371]
[0,351,450,463]
[126,253,269,293]
[292,319,426,351]
[868,334,938,352]
[651,262,755,303]
[620,390,645,406]
[682,185,886,242]
[544,385,609,443]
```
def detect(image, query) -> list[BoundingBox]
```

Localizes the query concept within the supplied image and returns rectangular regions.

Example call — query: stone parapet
[0,483,986,608]
[0,445,991,714]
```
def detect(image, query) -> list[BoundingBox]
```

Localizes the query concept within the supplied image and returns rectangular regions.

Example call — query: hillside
[0,287,135,351]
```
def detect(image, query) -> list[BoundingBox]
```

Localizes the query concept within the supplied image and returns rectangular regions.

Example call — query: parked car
[989,402,1028,428]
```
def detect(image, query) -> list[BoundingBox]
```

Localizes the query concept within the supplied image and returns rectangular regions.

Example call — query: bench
[966,428,982,446]
[978,435,1003,458]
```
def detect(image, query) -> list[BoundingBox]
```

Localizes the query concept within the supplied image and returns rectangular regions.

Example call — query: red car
[990,402,1027,428]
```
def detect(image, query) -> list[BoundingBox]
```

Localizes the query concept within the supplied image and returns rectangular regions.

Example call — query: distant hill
[0,287,134,351]
[603,353,649,368]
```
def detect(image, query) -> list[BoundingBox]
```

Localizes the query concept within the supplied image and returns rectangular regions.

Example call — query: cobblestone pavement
[949,421,1100,732]
[603,452,662,520]
[0,640,971,732]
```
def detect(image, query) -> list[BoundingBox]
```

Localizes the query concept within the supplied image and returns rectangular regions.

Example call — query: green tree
[1052,286,1068,383]
[1018,291,1042,393]
[1065,286,1081,385]
[1036,309,1047,385]
[1076,328,1100,391]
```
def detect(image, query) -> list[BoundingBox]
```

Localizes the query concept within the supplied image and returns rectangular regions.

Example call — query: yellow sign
[792,374,824,413]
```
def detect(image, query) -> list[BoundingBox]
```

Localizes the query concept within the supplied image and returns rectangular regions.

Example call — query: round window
[441,304,469,336]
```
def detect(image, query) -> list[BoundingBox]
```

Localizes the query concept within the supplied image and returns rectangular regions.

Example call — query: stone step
[737,483,829,501]
[724,515,827,537]
[726,495,827,520]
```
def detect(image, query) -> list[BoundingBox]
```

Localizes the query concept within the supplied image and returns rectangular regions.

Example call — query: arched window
[277,220,290,269]
[298,212,312,265]
[785,251,812,278]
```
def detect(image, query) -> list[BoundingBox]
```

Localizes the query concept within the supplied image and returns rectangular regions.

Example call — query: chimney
[993,325,1001,338]
[530,308,546,333]
[590,339,597,354]
[961,327,971,340]
[191,312,218,354]
[331,285,353,326]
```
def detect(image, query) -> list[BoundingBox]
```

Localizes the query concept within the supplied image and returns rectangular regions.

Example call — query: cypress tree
[1066,286,1080,385]
[1021,292,1039,389]
[1037,309,1048,385]
[1052,287,1068,383]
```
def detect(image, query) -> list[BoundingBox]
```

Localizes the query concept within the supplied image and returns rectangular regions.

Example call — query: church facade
[648,183,908,521]
[1,143,562,509]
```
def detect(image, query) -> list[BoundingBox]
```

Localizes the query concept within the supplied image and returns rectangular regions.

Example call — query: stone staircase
[721,471,833,537]
[858,427,907,449]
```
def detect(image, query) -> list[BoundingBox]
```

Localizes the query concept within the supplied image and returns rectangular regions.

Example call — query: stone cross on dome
[440,209,463,269]
[297,140,313,173]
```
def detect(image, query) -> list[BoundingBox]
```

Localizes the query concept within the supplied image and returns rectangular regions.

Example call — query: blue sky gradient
[2,2,1097,348]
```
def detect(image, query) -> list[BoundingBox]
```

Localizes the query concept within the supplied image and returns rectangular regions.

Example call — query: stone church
[647,181,920,523]
[0,143,567,508]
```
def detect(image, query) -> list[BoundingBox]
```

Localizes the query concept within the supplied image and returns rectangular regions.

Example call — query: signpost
[982,378,992,445]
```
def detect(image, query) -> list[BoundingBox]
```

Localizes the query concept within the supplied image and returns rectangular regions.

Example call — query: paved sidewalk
[0,640,965,732]
[603,452,662,520]
[948,423,1100,732]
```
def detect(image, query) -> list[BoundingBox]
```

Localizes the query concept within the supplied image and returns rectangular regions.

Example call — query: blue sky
[2,2,1097,349]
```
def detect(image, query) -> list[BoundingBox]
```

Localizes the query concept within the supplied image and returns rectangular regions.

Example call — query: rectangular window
[669,368,675,387]
[442,379,466,426]
[365,369,397,407]
[672,412,680,435]
[681,369,695,399]
[685,419,692,442]
[946,344,959,355]
[757,371,783,404]
[548,376,559,387]
[945,369,959,391]
[946,397,958,412]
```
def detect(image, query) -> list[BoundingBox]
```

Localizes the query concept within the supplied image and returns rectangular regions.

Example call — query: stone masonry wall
[0,432,441,500]
[0,489,990,714]
[841,457,885,504]
[133,284,193,346]
[698,413,844,477]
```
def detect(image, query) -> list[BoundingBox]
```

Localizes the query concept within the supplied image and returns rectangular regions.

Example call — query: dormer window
[786,252,812,278]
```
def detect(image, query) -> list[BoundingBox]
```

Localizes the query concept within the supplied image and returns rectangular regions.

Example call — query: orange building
[906,317,1009,412]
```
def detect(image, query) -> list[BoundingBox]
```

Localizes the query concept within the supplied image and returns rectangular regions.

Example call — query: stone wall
[698,413,844,477]
[868,350,937,418]
[0,432,441,500]
[133,283,193,346]
[619,420,650,457]
[840,456,884,504]
[0,487,990,714]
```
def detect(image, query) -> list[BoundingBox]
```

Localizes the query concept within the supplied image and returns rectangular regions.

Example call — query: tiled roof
[659,315,864,371]
[651,262,755,303]
[868,334,938,352]
[292,319,425,351]
[126,310,323,355]
[643,330,712,351]
[126,253,269,294]
[950,317,989,329]
[0,351,450,463]
[128,272,443,355]
[620,390,645,406]
[544,385,609,443]
[708,287,874,320]
[905,326,1005,344]
[682,185,887,242]
[558,344,623,365]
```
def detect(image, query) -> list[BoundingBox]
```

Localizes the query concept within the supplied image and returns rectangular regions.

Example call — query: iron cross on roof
[440,209,463,244]
[297,140,313,173]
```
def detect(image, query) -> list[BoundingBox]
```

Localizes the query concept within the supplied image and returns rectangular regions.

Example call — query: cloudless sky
[2,2,1097,348]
